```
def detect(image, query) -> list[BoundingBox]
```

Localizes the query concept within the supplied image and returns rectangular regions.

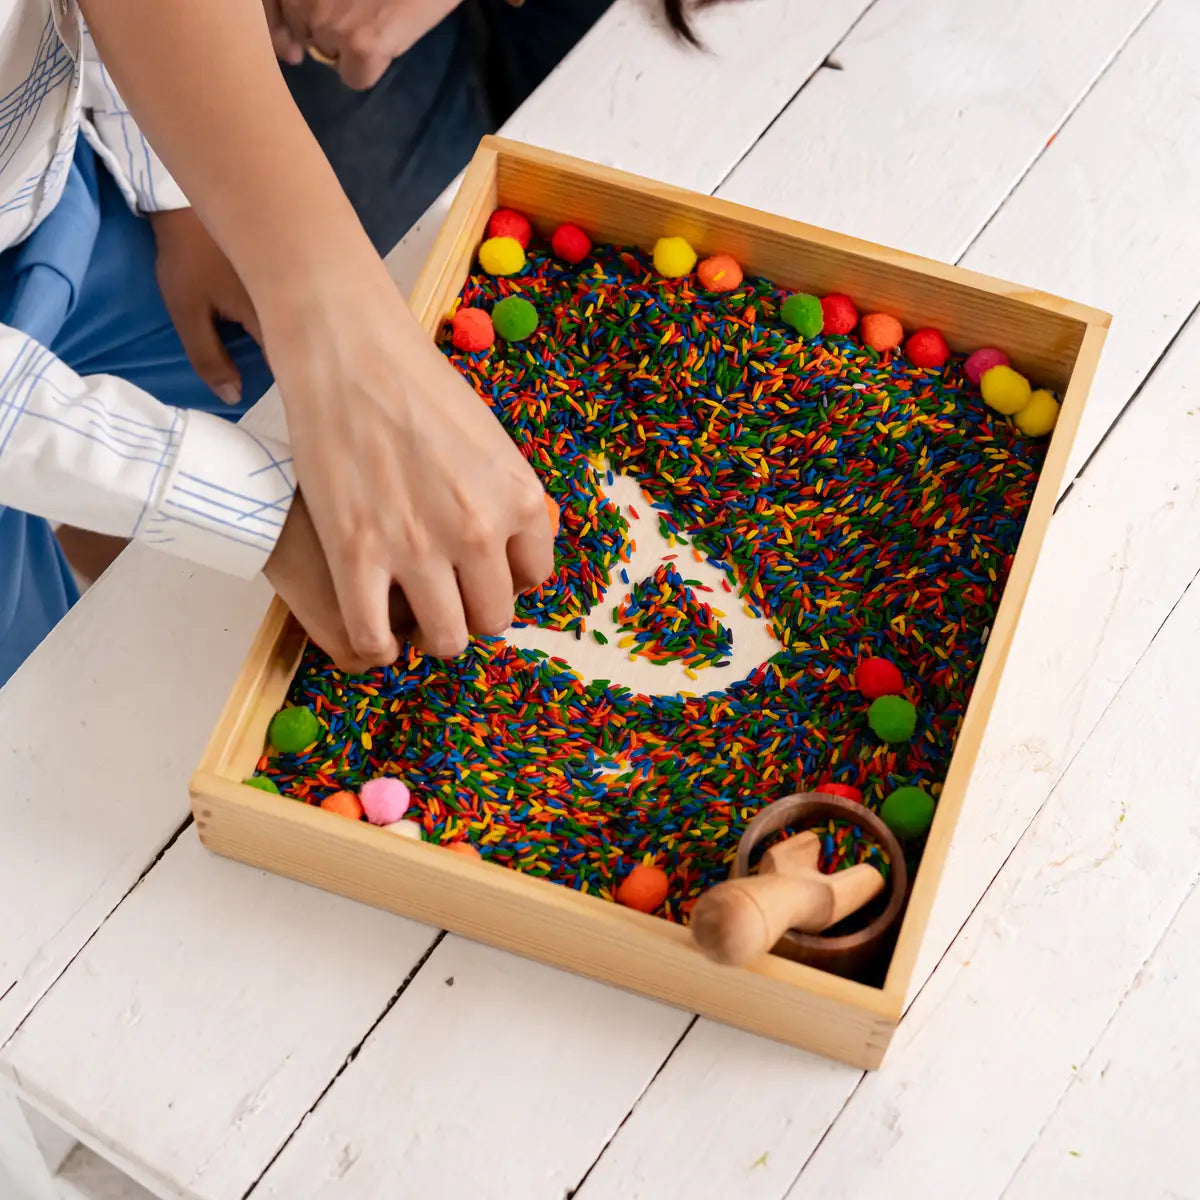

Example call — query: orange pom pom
[320,790,363,820]
[447,841,481,859]
[545,493,560,535]
[616,864,670,913]
[859,312,904,352]
[697,253,743,293]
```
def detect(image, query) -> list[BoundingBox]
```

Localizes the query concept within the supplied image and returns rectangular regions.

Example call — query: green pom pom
[780,293,823,339]
[868,695,917,743]
[268,706,320,754]
[243,775,280,794]
[492,295,539,341]
[881,786,935,839]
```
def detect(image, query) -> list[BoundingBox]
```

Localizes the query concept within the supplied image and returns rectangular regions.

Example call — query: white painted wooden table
[3,1,1198,1196]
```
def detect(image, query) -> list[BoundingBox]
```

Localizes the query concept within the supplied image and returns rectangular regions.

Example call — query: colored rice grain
[261,243,1045,922]
[615,563,733,669]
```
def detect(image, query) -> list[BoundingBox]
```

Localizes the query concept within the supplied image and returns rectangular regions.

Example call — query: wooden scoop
[691,830,885,966]
[690,792,909,976]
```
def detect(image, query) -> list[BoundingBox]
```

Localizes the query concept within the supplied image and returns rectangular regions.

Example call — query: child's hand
[265,489,375,674]
[149,208,263,407]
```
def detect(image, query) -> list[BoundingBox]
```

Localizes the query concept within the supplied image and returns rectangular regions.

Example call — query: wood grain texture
[193,775,898,1067]
[1003,873,1200,1199]
[785,521,1200,1199]
[719,0,1156,263]
[500,0,874,189]
[490,139,1103,391]
[253,938,688,1200]
[574,283,1200,1200]
[961,0,1200,482]
[191,136,1104,1074]
[0,6,898,1192]
[0,556,276,1048]
[2,0,1185,1195]
[511,3,1200,1190]
[3,831,434,1200]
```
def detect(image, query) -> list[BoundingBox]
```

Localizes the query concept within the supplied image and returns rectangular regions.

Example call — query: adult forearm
[78,0,377,312]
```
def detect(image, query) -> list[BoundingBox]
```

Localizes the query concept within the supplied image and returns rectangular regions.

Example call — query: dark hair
[664,0,723,47]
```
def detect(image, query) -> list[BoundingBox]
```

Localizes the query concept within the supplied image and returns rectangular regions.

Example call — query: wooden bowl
[731,792,908,978]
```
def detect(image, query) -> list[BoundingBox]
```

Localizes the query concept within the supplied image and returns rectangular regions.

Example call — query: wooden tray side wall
[193,773,897,1069]
[191,136,1108,1068]
[488,138,1106,392]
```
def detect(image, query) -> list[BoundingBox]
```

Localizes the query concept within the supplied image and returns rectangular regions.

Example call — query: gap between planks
[569,0,1200,1192]
[997,863,1200,1197]
[5,0,1194,1197]
[239,934,447,1200]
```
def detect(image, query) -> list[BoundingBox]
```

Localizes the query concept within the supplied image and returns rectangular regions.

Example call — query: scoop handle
[691,863,886,966]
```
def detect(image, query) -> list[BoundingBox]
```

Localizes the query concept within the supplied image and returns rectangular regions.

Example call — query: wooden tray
[190,136,1108,1069]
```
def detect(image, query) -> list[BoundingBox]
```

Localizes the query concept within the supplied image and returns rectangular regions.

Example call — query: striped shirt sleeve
[77,24,189,213]
[0,323,295,578]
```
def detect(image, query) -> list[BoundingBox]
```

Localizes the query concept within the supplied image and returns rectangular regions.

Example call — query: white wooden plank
[261,6,1200,1189]
[500,0,873,190]
[56,1145,158,1200]
[1003,878,1200,1199]
[10,5,1192,1199]
[0,3,868,1193]
[574,302,1200,1200]
[0,557,275,1046]
[565,2,1200,1189]
[577,1020,858,1200]
[0,1087,59,1200]
[0,0,863,1053]
[720,0,1155,261]
[252,938,684,1200]
[2,831,433,1200]
[785,521,1200,1199]
[959,0,1200,484]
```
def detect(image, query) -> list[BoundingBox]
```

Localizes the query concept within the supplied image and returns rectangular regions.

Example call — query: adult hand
[149,207,263,408]
[260,262,554,665]
[263,0,460,90]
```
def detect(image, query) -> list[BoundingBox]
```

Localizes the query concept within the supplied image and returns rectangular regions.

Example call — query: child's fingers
[173,302,243,406]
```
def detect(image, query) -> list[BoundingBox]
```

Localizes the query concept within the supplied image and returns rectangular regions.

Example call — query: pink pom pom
[964,347,1010,385]
[359,777,411,825]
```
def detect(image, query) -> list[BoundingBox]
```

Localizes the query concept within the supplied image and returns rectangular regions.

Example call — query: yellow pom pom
[1014,389,1060,437]
[653,236,697,278]
[980,364,1032,415]
[478,236,525,276]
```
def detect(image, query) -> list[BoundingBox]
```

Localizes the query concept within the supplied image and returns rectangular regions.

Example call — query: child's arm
[0,321,370,671]
[79,0,553,665]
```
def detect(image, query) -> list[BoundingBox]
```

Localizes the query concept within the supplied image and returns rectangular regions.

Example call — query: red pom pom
[855,657,904,700]
[905,327,950,369]
[486,208,531,249]
[820,293,858,336]
[816,781,863,804]
[450,307,494,353]
[551,222,592,264]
